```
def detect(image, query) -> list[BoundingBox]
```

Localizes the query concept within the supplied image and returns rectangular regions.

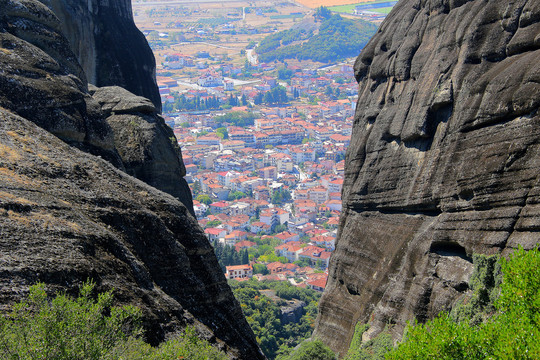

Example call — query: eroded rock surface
[39,0,161,110]
[314,0,540,355]
[0,109,263,359]
[91,86,194,214]
[0,1,262,358]
[0,0,120,165]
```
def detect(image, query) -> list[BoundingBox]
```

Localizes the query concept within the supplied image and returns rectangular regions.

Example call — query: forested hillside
[256,13,377,63]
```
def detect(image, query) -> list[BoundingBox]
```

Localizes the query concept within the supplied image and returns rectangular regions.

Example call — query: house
[260,208,289,226]
[197,71,223,87]
[298,246,332,268]
[235,240,257,252]
[308,186,328,205]
[306,275,327,292]
[275,231,300,244]
[311,235,336,251]
[204,228,226,242]
[193,202,208,219]
[258,166,277,180]
[250,221,272,234]
[196,134,221,146]
[209,201,229,214]
[275,243,303,262]
[224,230,248,245]
[225,264,253,280]
[267,262,285,274]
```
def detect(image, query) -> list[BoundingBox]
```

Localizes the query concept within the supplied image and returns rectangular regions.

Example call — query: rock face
[314,0,540,355]
[40,0,162,110]
[0,1,263,358]
[91,86,194,214]
[0,109,263,359]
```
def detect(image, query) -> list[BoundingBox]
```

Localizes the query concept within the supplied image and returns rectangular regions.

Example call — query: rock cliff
[314,0,540,355]
[40,0,162,110]
[0,1,264,358]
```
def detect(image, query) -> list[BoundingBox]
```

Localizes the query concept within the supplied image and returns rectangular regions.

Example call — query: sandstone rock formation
[0,1,264,358]
[91,86,194,214]
[0,109,263,359]
[314,0,540,355]
[40,0,162,110]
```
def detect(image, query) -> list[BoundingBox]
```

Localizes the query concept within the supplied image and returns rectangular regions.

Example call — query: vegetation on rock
[340,247,540,359]
[0,281,227,360]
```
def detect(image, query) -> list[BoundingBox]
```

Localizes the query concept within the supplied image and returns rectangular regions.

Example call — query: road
[178,41,236,50]
[246,48,258,65]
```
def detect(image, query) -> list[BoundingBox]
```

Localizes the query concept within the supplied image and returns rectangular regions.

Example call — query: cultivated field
[294,0,374,8]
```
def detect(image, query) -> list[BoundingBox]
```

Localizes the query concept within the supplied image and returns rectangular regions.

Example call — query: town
[164,61,355,293]
[131,0,390,296]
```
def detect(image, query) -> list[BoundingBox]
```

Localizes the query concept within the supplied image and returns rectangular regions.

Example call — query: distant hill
[256,14,377,64]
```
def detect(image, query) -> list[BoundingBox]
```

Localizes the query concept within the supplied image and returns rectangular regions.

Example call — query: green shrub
[285,339,336,360]
[344,323,392,360]
[0,281,227,360]
[387,247,540,360]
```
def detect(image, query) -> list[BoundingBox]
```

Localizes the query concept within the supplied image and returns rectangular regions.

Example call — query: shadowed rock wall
[0,1,263,358]
[40,0,162,110]
[314,0,540,355]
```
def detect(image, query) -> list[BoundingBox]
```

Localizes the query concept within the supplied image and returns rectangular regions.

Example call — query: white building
[225,264,253,280]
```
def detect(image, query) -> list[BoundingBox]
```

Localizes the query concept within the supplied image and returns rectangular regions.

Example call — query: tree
[191,180,202,196]
[253,263,269,275]
[228,191,247,201]
[264,91,274,104]
[241,249,249,264]
[325,85,333,97]
[241,94,248,106]
[288,339,336,360]
[254,92,264,105]
[0,281,228,360]
[216,127,229,140]
[196,194,212,205]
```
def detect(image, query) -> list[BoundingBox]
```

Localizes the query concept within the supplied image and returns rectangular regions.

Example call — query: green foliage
[344,323,392,360]
[263,86,289,105]
[0,281,140,359]
[272,224,288,234]
[214,111,256,127]
[315,6,332,21]
[196,194,212,205]
[285,339,336,360]
[229,281,321,359]
[278,67,294,80]
[253,263,269,275]
[212,240,249,271]
[170,94,220,111]
[0,281,227,360]
[294,258,310,268]
[216,127,229,139]
[450,254,501,325]
[387,247,540,360]
[272,188,292,205]
[206,220,222,228]
[257,15,377,63]
[228,190,247,201]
